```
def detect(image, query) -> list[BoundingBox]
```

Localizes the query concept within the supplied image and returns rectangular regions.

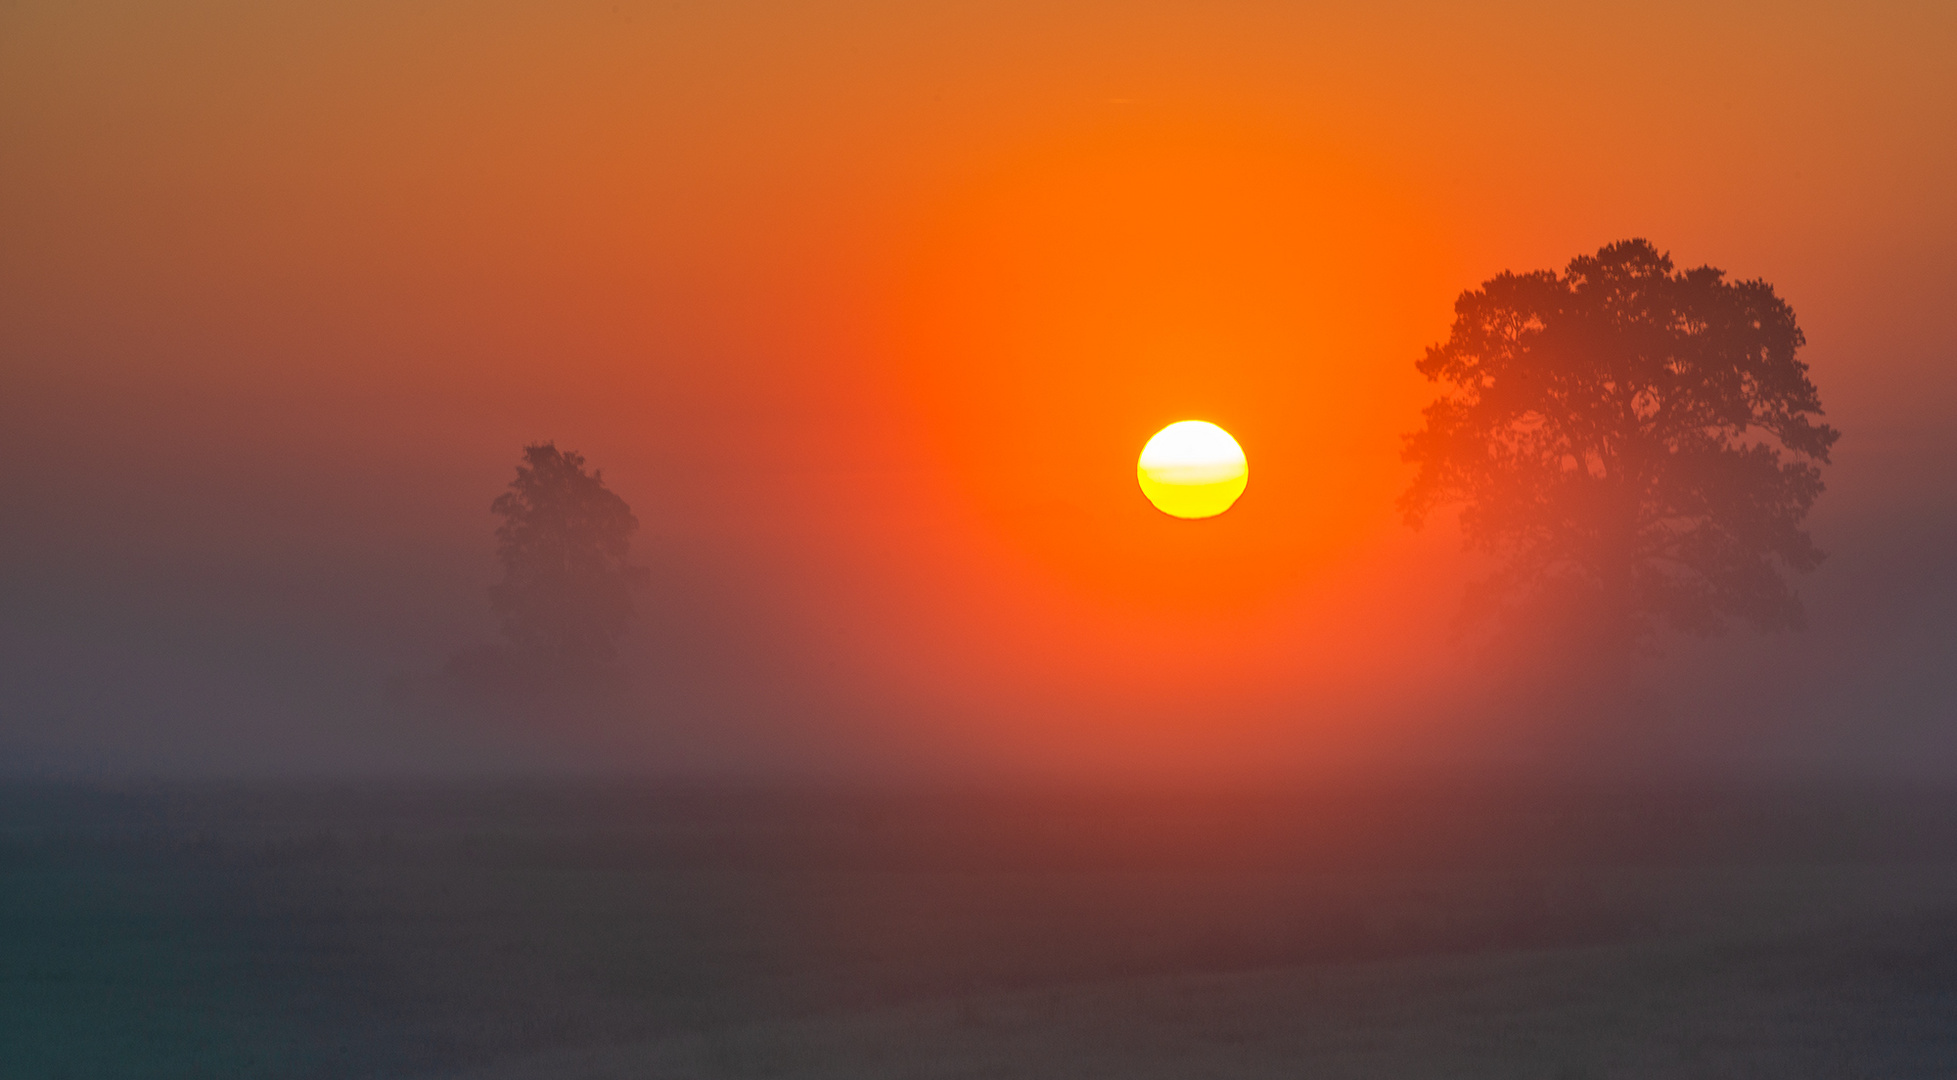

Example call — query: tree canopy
[488,443,648,669]
[1401,240,1838,649]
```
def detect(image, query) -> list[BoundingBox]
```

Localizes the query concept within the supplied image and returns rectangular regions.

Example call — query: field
[6,781,1957,1078]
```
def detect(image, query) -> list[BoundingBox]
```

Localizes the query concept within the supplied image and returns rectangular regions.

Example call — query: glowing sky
[2,0,1954,776]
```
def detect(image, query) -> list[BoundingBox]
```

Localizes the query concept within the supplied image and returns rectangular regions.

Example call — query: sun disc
[1138,421,1247,519]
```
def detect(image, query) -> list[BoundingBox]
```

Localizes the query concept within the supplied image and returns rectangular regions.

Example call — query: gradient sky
[3,0,1953,778]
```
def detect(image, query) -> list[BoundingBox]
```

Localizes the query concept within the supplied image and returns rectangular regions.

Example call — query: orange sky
[3,1,1954,776]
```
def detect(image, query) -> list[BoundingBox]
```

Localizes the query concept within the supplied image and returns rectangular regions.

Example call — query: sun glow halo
[1137,421,1248,519]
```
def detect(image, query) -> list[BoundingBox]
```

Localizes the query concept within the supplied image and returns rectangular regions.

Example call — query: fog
[2,1,1953,782]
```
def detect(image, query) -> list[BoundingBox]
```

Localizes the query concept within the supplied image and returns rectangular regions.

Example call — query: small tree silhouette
[1402,240,1838,651]
[487,442,648,670]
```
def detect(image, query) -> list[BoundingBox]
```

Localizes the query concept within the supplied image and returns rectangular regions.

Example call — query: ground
[5,781,1956,1078]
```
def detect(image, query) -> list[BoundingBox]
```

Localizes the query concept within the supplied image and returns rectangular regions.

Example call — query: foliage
[488,442,648,668]
[1402,240,1838,648]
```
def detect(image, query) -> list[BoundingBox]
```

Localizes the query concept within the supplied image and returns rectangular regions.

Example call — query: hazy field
[6,781,1957,1078]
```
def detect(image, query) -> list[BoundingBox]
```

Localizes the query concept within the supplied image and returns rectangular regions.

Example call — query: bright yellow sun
[1137,421,1247,519]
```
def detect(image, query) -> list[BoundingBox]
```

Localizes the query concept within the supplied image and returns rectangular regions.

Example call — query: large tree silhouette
[1402,240,1838,650]
[487,442,648,669]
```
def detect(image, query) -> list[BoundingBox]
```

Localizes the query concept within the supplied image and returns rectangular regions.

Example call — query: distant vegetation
[1402,240,1838,652]
[449,442,647,689]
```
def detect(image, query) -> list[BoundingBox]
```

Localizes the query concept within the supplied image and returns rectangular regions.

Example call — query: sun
[1137,421,1248,519]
